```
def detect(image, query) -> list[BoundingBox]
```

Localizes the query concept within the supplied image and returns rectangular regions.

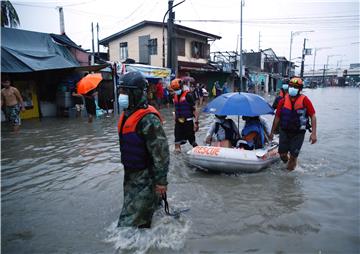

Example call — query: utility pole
[236,34,239,54]
[312,47,331,80]
[312,48,317,78]
[239,0,244,92]
[258,31,261,51]
[167,0,174,73]
[96,23,100,58]
[337,59,343,69]
[163,0,185,70]
[91,22,95,65]
[288,31,294,76]
[171,10,177,77]
[300,38,306,78]
[58,7,65,35]
[289,30,314,77]
[325,54,341,86]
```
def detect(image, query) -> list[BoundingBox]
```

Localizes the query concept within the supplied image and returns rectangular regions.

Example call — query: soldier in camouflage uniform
[117,71,169,228]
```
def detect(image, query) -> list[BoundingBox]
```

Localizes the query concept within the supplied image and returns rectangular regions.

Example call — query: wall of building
[70,48,90,66]
[107,25,210,67]
[108,26,165,67]
[177,35,208,64]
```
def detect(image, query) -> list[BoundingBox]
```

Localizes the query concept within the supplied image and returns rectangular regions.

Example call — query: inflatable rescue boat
[186,142,280,173]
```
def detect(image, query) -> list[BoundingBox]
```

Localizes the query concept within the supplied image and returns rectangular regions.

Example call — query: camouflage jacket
[122,112,169,186]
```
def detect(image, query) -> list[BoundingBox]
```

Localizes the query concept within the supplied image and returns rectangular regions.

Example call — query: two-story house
[99,20,223,85]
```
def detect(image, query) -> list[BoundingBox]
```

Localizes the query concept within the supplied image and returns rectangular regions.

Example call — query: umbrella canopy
[180,76,195,83]
[203,92,274,116]
[77,73,103,94]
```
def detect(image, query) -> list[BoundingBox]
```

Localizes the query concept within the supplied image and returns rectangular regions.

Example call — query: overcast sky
[12,0,360,72]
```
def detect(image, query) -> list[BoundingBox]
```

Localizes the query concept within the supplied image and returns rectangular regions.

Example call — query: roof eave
[99,20,221,45]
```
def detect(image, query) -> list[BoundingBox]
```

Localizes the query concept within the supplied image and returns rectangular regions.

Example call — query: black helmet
[282,78,290,84]
[119,71,148,110]
[119,71,148,90]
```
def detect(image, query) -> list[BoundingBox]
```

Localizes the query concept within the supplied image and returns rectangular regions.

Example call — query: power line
[13,0,98,8]
[64,8,120,20]
[176,19,359,26]
[189,0,201,20]
[61,0,98,7]
[13,2,55,9]
[177,14,359,21]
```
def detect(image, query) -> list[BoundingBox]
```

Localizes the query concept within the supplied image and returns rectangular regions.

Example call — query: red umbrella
[77,73,103,94]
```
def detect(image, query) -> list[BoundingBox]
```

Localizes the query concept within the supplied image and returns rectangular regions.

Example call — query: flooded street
[1,87,359,254]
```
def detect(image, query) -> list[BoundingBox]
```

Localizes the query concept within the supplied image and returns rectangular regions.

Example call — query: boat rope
[161,192,190,219]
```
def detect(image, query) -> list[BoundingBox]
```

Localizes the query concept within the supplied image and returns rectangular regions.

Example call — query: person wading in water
[117,71,170,228]
[269,77,317,171]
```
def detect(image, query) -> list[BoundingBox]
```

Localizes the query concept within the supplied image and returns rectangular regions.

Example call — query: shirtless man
[1,76,25,132]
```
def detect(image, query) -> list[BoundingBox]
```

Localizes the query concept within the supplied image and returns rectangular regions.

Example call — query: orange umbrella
[77,73,103,94]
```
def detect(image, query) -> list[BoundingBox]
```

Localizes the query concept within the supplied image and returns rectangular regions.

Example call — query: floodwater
[1,87,359,254]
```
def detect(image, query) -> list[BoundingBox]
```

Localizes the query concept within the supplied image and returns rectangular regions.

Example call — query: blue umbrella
[203,92,274,116]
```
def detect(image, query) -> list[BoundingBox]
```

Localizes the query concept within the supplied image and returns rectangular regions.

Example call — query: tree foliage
[1,0,20,27]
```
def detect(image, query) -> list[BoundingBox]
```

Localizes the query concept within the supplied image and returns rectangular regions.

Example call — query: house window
[177,38,185,56]
[119,42,128,60]
[191,41,210,59]
[148,38,157,55]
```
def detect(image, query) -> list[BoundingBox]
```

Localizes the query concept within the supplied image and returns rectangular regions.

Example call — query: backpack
[214,119,238,146]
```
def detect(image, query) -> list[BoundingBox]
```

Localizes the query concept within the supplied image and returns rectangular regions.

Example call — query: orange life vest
[280,94,308,131]
[117,106,162,170]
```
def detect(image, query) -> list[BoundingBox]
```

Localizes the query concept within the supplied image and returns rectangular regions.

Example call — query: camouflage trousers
[118,169,161,228]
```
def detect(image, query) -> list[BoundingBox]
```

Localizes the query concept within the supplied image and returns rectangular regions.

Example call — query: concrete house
[99,20,222,83]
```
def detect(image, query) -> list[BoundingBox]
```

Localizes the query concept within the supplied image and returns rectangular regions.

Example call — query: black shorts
[174,120,196,146]
[84,97,96,115]
[278,129,305,158]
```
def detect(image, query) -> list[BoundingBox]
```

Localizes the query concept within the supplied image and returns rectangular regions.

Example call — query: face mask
[175,90,182,95]
[288,87,299,97]
[282,84,289,91]
[118,94,129,109]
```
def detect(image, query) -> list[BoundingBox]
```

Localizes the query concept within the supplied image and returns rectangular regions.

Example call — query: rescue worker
[205,115,240,148]
[117,71,169,228]
[170,78,199,152]
[272,78,290,110]
[269,77,317,171]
